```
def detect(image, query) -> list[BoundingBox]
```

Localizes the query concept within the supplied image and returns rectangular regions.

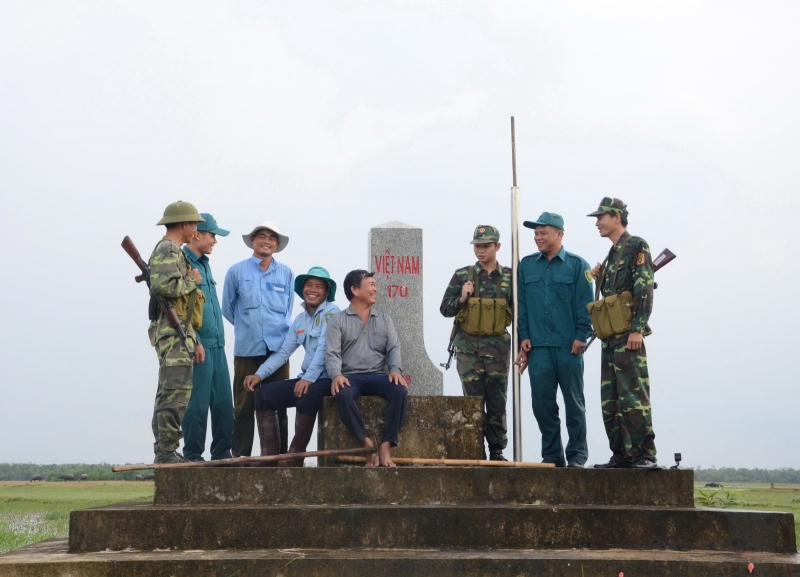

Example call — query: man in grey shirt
[325,269,408,467]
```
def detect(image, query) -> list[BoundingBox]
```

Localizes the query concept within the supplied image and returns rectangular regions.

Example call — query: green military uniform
[440,226,512,459]
[588,198,657,467]
[148,201,204,463]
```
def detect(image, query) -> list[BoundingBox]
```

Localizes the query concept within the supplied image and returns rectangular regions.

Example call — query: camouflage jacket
[599,231,653,336]
[440,262,512,356]
[147,237,199,346]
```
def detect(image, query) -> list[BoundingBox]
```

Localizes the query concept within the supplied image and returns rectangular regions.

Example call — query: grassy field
[0,481,153,554]
[1,480,798,555]
[695,482,800,549]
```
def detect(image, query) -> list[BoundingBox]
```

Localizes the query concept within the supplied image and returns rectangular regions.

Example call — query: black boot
[279,414,316,467]
[256,410,280,467]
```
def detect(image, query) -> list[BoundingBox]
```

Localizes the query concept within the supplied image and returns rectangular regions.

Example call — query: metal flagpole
[510,117,522,462]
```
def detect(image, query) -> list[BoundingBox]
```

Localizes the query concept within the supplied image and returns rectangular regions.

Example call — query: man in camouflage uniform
[588,197,657,469]
[148,201,205,464]
[440,226,512,461]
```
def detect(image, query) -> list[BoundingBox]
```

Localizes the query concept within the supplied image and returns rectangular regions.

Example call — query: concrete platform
[317,396,484,465]
[4,539,800,577]
[154,466,695,507]
[68,502,797,553]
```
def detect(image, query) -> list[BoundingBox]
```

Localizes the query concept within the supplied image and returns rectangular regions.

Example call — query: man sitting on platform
[243,267,340,467]
[325,270,407,467]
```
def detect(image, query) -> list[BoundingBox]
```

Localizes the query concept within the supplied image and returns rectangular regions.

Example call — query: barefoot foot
[378,441,396,467]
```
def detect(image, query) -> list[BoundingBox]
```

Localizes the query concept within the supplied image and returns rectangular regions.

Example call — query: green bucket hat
[470,225,500,244]
[294,266,337,302]
[156,200,205,225]
[523,211,565,231]
[197,213,230,236]
[587,197,627,217]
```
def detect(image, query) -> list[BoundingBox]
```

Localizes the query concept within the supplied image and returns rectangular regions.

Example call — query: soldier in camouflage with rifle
[148,201,205,464]
[588,197,658,469]
[440,226,513,461]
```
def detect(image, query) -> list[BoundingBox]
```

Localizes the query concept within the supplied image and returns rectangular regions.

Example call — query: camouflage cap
[587,197,627,217]
[470,225,500,244]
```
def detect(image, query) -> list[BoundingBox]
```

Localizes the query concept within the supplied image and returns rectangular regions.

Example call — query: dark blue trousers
[254,377,332,416]
[334,373,408,446]
[528,346,588,466]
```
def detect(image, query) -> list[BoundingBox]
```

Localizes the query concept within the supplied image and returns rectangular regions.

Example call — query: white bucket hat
[243,221,289,252]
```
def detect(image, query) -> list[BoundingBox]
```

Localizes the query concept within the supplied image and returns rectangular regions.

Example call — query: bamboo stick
[335,456,555,468]
[111,446,375,472]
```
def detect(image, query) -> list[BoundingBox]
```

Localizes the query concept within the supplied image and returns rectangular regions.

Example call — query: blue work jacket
[221,256,294,356]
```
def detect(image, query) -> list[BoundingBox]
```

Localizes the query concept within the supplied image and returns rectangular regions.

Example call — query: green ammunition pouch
[587,237,633,340]
[173,288,205,331]
[587,290,633,340]
[455,267,512,336]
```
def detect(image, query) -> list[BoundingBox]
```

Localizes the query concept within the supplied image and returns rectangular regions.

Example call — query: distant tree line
[693,467,800,483]
[0,463,152,482]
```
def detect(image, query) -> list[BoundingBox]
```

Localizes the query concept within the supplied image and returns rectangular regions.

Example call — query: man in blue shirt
[181,213,234,461]
[242,267,339,467]
[222,221,295,458]
[514,212,594,468]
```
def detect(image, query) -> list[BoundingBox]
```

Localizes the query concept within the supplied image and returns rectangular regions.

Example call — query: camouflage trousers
[456,350,510,453]
[600,336,657,463]
[152,335,193,456]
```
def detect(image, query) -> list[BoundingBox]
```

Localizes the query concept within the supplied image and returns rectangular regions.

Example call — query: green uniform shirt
[599,231,654,336]
[183,246,225,348]
[147,237,199,345]
[440,262,512,357]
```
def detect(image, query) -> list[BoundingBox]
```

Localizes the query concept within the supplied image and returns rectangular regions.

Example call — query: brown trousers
[231,355,290,457]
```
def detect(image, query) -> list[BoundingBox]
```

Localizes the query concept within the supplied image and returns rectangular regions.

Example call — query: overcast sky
[1,1,798,468]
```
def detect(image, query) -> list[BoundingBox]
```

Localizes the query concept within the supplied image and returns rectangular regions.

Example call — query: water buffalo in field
[704,482,724,487]
[29,475,42,482]
[135,475,143,481]
[59,474,75,482]
[79,474,88,481]
[143,473,155,481]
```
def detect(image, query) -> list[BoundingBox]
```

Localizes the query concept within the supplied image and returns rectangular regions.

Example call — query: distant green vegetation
[693,467,800,484]
[0,463,151,482]
[0,481,153,554]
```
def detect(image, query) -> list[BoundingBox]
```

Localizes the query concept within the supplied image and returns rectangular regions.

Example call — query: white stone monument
[368,221,443,396]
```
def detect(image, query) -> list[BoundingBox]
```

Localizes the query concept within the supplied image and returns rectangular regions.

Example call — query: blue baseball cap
[197,213,230,236]
[523,211,565,231]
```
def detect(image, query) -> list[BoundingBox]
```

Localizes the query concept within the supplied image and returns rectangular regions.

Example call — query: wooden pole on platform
[111,446,376,472]
[335,455,555,468]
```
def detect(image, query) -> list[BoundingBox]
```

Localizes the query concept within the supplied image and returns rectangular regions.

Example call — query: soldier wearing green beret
[588,197,658,469]
[149,201,205,464]
[440,226,513,461]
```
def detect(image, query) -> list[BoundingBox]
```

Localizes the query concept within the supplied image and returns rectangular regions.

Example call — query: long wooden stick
[112,447,375,472]
[336,456,555,468]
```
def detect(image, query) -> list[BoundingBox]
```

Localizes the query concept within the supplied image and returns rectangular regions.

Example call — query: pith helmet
[294,266,337,302]
[156,201,205,225]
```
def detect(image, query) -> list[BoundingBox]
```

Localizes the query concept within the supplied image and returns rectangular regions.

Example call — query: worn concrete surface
[4,539,800,577]
[317,396,483,465]
[155,466,695,507]
[68,503,797,553]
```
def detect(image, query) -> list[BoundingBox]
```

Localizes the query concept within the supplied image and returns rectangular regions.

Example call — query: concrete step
[68,502,796,553]
[155,466,695,507]
[4,539,800,577]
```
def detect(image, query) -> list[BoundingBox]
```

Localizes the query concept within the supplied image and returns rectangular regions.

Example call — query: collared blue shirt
[255,300,340,383]
[182,246,225,348]
[517,247,594,347]
[222,256,295,356]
